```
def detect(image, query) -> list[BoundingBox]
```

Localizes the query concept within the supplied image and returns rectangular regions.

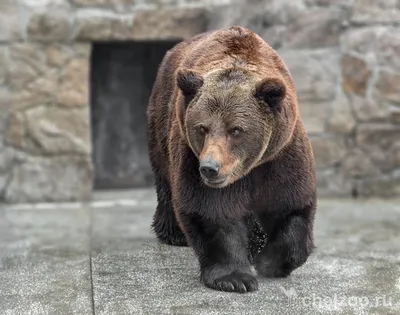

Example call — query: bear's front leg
[255,208,315,278]
[182,212,258,293]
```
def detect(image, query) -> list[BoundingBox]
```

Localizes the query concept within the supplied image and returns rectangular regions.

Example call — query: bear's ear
[176,68,204,98]
[254,77,286,113]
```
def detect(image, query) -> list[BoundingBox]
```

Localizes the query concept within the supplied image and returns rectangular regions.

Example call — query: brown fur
[147,26,317,293]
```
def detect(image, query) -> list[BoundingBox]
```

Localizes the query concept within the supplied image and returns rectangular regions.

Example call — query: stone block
[305,0,352,5]
[46,45,74,67]
[0,47,7,85]
[279,49,340,102]
[7,106,91,155]
[352,0,400,24]
[74,9,134,41]
[326,93,356,134]
[0,106,10,146]
[208,0,306,34]
[356,124,400,173]
[0,147,15,197]
[285,7,346,49]
[73,44,92,59]
[341,148,380,178]
[131,8,208,40]
[298,101,329,134]
[21,0,70,7]
[4,156,93,203]
[340,26,385,55]
[27,106,91,155]
[349,94,389,122]
[5,112,25,149]
[260,0,307,25]
[27,9,70,42]
[376,29,400,72]
[373,70,400,104]
[0,0,22,41]
[12,68,59,110]
[72,0,135,4]
[355,172,400,198]
[7,43,47,89]
[316,168,352,197]
[341,54,371,96]
[260,26,286,49]
[57,58,89,107]
[311,136,348,169]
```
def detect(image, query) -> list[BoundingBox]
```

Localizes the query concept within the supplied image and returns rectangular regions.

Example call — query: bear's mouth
[202,176,228,188]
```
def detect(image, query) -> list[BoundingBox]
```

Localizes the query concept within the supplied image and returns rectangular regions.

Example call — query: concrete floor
[1,189,400,315]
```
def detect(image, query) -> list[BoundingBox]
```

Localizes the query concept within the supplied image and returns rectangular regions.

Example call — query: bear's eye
[198,125,208,135]
[229,127,243,137]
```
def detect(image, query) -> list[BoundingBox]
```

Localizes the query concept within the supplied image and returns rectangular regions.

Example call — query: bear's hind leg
[151,176,188,247]
[255,211,315,278]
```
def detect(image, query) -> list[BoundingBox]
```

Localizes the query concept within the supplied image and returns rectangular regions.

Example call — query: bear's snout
[199,158,220,180]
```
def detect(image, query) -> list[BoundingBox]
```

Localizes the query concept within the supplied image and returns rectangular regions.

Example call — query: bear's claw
[205,271,258,293]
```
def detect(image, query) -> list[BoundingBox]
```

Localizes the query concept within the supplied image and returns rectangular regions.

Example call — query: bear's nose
[199,159,220,180]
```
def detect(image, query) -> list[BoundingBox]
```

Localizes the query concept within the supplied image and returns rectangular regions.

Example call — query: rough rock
[131,8,208,40]
[280,49,340,102]
[72,44,92,59]
[21,0,70,8]
[305,0,352,5]
[0,147,15,196]
[57,58,89,107]
[46,45,74,67]
[0,109,10,146]
[340,26,385,56]
[373,70,400,104]
[6,106,90,155]
[0,47,7,85]
[311,136,348,169]
[4,156,93,203]
[356,124,400,173]
[351,0,400,24]
[5,112,25,149]
[285,7,345,49]
[298,101,329,134]
[260,26,286,49]
[259,0,307,25]
[7,43,47,89]
[341,148,380,177]
[74,9,134,41]
[24,106,91,155]
[326,93,356,134]
[355,172,400,198]
[376,29,400,72]
[341,54,371,96]
[208,0,307,32]
[27,9,70,41]
[348,94,389,122]
[316,167,352,197]
[72,0,135,4]
[0,0,22,41]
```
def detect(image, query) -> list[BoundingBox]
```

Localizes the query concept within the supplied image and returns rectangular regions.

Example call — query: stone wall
[0,0,399,203]
[0,0,218,203]
[210,0,400,197]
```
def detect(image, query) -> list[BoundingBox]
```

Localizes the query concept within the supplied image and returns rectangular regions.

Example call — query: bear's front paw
[202,267,258,293]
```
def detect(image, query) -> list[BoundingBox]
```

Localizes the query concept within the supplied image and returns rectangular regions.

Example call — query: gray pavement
[1,189,400,315]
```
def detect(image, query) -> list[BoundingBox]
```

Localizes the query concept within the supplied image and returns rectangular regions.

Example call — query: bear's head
[177,67,297,188]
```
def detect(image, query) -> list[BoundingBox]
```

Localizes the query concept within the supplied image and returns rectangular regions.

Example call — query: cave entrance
[90,40,180,189]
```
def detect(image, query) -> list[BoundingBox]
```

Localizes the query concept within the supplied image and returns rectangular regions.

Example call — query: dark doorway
[90,40,180,189]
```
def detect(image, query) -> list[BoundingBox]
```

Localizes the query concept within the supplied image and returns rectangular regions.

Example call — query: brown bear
[147,26,316,293]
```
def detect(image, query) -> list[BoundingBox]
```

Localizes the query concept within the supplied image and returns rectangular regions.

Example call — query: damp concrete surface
[1,189,400,315]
